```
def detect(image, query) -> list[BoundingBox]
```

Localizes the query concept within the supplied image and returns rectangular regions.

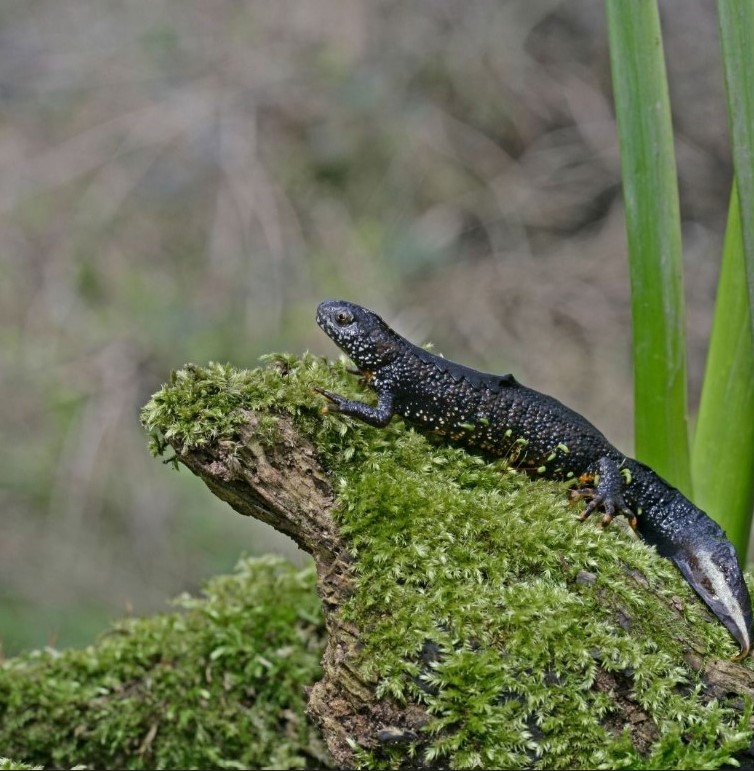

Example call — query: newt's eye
[335,311,353,326]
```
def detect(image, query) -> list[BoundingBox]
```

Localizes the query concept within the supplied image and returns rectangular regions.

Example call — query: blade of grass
[605,0,691,495]
[692,183,754,557]
[718,0,754,352]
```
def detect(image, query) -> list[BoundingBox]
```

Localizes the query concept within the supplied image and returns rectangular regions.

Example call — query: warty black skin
[315,299,753,659]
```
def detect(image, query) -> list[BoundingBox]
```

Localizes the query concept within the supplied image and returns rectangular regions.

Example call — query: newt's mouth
[315,302,332,335]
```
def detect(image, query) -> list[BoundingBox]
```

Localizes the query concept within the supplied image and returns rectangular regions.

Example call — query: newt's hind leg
[577,456,637,529]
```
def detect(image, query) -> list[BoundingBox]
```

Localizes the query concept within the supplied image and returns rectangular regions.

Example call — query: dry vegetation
[0,0,734,653]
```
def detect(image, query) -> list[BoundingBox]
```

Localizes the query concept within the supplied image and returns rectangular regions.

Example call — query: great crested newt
[315,299,753,659]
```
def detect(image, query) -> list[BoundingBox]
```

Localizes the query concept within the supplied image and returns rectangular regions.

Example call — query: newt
[315,299,753,659]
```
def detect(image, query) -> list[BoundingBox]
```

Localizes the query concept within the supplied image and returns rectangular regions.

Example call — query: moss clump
[141,356,355,458]
[336,438,752,769]
[0,556,328,771]
[143,357,753,769]
[0,760,42,770]
[141,355,402,464]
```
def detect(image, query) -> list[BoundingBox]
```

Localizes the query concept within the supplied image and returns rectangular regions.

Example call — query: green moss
[0,760,42,771]
[140,354,404,462]
[142,355,347,457]
[335,440,752,769]
[0,557,328,770]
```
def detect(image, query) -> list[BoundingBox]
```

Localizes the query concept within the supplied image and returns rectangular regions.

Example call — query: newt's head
[317,299,399,370]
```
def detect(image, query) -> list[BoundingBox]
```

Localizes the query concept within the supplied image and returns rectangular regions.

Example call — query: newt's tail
[671,538,753,660]
[625,459,753,660]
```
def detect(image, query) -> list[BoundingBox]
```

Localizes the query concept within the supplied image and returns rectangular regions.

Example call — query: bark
[170,408,754,770]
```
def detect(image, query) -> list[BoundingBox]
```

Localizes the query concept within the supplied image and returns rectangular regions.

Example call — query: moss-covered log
[138,356,754,769]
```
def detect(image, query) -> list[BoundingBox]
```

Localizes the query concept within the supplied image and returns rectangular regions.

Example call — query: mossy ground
[141,356,753,769]
[0,759,41,770]
[0,556,327,770]
[3,356,751,770]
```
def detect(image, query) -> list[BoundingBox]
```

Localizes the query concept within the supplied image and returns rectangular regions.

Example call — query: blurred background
[0,0,736,654]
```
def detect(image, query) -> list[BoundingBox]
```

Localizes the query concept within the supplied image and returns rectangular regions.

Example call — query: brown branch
[173,411,412,766]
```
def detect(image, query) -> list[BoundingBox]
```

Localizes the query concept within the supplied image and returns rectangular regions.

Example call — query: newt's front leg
[314,387,396,428]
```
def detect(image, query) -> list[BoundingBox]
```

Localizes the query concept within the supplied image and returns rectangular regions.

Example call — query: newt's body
[315,299,753,658]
